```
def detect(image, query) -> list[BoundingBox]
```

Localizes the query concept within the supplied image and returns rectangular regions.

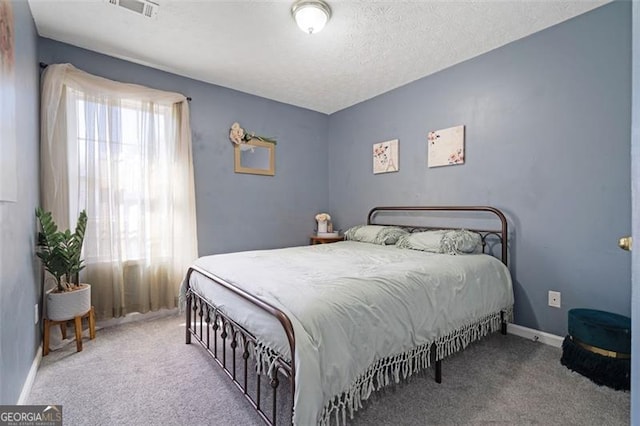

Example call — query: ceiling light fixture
[291,0,331,35]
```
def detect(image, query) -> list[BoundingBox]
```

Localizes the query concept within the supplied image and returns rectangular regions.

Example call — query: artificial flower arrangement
[229,122,277,145]
[315,212,331,223]
[315,212,333,233]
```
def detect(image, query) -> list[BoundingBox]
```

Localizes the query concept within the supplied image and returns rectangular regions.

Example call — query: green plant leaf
[35,208,88,291]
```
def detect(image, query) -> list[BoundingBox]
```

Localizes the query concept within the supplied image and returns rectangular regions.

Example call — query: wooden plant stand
[43,306,96,356]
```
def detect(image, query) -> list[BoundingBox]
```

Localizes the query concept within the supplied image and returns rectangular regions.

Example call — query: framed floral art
[427,125,465,168]
[373,139,399,174]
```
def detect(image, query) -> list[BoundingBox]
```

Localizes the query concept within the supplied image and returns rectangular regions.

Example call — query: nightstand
[310,235,344,245]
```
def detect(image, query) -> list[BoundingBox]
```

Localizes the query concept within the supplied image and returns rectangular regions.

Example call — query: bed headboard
[367,206,509,266]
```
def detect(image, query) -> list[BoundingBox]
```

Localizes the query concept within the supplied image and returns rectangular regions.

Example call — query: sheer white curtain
[41,64,198,319]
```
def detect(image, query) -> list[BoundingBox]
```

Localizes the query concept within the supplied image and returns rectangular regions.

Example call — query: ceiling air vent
[106,0,159,19]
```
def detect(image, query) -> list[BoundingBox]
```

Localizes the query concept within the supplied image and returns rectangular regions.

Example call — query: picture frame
[234,138,275,176]
[373,139,399,174]
[427,125,465,168]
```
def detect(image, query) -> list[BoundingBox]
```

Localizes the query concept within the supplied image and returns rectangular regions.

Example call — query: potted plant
[35,208,91,321]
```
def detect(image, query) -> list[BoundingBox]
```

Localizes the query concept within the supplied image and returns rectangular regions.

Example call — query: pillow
[395,230,448,253]
[395,229,482,254]
[344,225,409,245]
[441,229,482,254]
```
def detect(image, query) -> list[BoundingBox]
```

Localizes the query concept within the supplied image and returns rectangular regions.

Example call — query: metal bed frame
[184,206,510,425]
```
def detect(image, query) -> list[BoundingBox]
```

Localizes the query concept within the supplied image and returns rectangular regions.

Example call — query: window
[41,64,198,319]
[72,92,175,263]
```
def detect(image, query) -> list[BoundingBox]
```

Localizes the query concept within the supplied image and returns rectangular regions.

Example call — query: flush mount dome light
[291,0,331,34]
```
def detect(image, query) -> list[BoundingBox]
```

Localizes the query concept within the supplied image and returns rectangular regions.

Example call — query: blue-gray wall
[327,1,631,336]
[3,0,632,406]
[0,1,41,404]
[38,39,329,255]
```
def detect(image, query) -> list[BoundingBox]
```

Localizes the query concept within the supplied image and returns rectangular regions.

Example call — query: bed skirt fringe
[254,341,284,377]
[318,341,432,426]
[318,306,512,426]
[435,307,512,360]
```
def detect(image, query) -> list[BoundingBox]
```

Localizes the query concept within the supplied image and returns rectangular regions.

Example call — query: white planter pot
[317,221,328,233]
[46,284,91,321]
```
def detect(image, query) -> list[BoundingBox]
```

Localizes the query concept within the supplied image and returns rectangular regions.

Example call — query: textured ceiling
[28,0,610,114]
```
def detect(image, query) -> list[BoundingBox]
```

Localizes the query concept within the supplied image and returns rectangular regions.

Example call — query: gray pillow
[395,230,448,252]
[344,225,409,245]
[395,229,482,254]
[441,229,482,254]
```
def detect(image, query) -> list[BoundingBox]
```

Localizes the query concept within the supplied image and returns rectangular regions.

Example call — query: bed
[181,206,513,425]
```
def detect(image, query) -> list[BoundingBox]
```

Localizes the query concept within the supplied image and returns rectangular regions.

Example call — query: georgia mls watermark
[0,405,62,426]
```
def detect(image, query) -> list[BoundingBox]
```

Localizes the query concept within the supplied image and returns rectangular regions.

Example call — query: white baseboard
[18,344,42,404]
[507,323,564,348]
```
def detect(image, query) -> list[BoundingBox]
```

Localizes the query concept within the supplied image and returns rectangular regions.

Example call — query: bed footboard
[185,266,295,425]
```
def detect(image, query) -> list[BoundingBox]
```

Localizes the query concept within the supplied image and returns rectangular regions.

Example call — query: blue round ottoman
[561,308,630,390]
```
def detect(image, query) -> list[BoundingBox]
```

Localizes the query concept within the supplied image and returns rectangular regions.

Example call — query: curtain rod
[39,62,193,102]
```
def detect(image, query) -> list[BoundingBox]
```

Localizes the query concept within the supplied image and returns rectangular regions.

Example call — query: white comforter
[185,241,513,425]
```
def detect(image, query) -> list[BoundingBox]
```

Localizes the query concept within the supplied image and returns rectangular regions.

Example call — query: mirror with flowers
[229,122,276,176]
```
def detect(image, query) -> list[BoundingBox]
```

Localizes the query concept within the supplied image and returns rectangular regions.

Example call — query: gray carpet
[27,314,630,425]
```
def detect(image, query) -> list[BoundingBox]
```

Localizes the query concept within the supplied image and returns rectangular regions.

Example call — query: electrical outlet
[548,291,561,308]
[34,303,39,324]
